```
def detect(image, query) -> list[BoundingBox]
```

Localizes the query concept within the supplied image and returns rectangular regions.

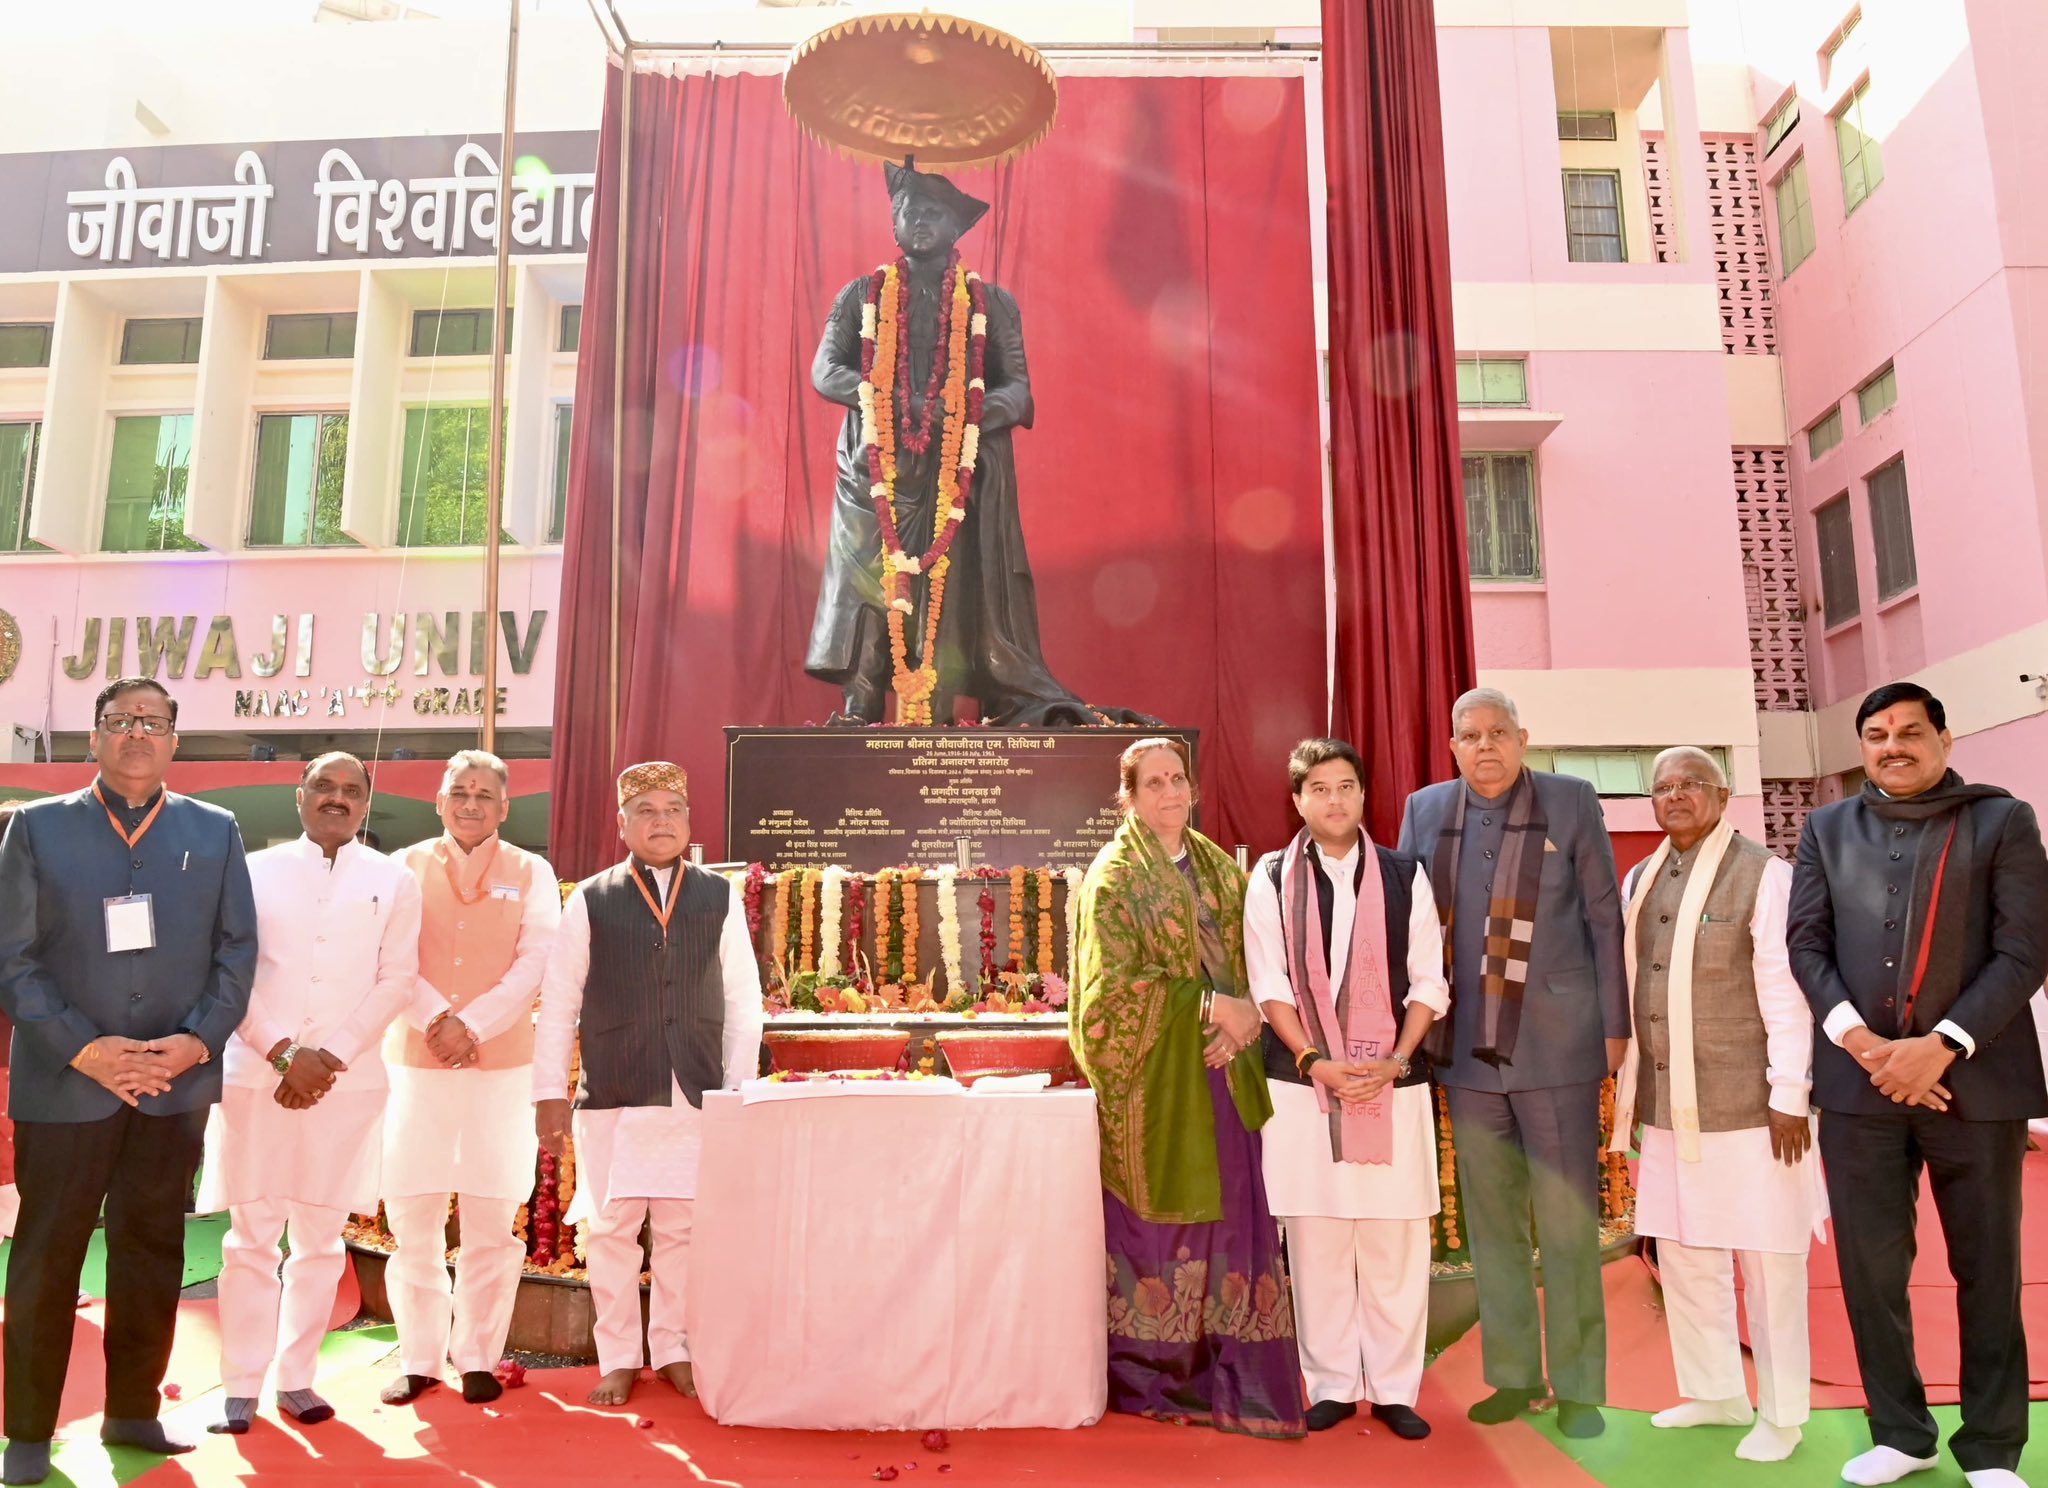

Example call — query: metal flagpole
[480,0,520,753]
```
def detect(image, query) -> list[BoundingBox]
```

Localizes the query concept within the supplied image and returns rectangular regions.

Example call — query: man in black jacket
[1789,681,2048,1488]
[0,679,257,1485]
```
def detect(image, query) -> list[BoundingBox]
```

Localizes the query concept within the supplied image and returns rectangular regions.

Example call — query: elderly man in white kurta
[1245,739,1449,1439]
[200,752,421,1434]
[534,762,761,1408]
[1611,746,1825,1464]
[379,750,558,1408]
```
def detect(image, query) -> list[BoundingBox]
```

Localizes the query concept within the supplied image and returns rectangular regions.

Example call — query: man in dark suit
[0,678,257,1486]
[1397,687,1628,1438]
[1789,681,2048,1488]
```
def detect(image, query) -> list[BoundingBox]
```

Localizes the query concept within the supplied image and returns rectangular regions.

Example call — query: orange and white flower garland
[858,253,989,725]
[818,866,847,976]
[934,866,964,1000]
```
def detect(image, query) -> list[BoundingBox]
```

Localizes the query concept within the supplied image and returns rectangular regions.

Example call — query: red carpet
[145,1351,1607,1488]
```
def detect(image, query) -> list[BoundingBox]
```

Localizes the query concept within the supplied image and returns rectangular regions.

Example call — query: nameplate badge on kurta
[104,894,156,953]
[489,882,521,901]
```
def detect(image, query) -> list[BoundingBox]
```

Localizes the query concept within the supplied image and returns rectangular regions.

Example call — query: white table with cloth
[685,1082,1109,1429]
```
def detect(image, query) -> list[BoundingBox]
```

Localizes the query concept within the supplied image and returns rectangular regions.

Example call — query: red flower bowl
[934,1028,1080,1087]
[763,1028,913,1073]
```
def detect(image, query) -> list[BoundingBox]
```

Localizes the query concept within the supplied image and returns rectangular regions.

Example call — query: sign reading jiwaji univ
[0,130,602,273]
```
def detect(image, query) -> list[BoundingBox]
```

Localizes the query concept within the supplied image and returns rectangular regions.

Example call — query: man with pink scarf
[1245,738,1449,1436]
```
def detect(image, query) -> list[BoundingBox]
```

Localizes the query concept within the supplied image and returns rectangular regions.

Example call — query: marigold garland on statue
[857,252,989,723]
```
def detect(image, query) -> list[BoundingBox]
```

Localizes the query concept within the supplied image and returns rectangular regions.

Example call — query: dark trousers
[1819,1108,2029,1472]
[4,1105,207,1444]
[1444,1081,1607,1403]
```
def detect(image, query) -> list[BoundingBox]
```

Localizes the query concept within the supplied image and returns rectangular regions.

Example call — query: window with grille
[1857,363,1897,423]
[1868,458,1916,600]
[1557,111,1617,141]
[1562,170,1625,263]
[1816,495,1859,626]
[1463,452,1540,581]
[558,306,582,354]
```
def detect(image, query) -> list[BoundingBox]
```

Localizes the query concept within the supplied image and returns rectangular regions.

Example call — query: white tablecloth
[686,1088,1109,1430]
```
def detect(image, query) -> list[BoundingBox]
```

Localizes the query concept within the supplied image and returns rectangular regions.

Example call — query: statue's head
[886,160,988,258]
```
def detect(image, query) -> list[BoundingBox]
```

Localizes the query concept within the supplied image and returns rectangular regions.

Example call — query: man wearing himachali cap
[532,763,762,1406]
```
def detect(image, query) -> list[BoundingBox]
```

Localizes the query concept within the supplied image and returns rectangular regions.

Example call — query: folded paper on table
[966,1072,1053,1092]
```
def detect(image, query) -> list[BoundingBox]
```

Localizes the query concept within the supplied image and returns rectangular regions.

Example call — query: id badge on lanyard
[105,894,156,953]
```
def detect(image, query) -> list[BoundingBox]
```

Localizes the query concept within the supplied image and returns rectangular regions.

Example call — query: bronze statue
[805,163,1156,727]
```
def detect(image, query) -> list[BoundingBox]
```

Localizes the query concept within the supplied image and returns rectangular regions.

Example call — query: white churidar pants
[385,1193,523,1377]
[1658,1238,1810,1426]
[1283,1214,1430,1408]
[586,1196,694,1376]
[218,1197,350,1397]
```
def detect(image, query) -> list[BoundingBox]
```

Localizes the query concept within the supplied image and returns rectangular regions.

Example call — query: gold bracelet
[1200,989,1215,1024]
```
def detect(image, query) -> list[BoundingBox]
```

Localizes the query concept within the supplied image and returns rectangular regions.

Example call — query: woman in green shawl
[1071,737,1305,1438]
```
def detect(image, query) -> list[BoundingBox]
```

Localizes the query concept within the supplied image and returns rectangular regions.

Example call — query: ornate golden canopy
[783,12,1058,170]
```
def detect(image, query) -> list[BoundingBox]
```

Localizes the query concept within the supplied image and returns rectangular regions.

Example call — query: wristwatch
[1391,1052,1413,1078]
[1936,1031,1966,1056]
[272,1041,300,1074]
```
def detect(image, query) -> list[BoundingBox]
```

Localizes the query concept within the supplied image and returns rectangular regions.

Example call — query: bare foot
[587,1368,639,1406]
[654,1361,696,1398]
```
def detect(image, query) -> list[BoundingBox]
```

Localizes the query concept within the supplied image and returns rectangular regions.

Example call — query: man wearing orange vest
[379,751,559,1407]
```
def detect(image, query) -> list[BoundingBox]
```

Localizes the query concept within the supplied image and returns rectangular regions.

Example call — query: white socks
[1963,1471,2028,1488]
[1736,1419,1802,1462]
[1842,1446,1940,1486]
[1651,1395,1753,1429]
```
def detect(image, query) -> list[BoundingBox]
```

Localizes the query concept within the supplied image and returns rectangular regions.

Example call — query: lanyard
[95,782,167,850]
[442,837,501,906]
[631,862,675,942]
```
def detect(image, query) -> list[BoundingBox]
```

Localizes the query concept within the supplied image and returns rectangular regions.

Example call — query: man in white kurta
[1611,747,1825,1464]
[380,750,559,1407]
[199,752,421,1433]
[1245,739,1449,1438]
[533,762,761,1407]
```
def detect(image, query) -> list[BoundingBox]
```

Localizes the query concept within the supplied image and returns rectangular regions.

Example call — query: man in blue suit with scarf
[0,678,256,1485]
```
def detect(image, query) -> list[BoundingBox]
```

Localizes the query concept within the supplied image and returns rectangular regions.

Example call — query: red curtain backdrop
[1323,0,1477,843]
[549,63,1327,878]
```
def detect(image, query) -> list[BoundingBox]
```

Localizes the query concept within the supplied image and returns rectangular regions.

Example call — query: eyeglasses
[99,713,174,737]
[1650,779,1720,800]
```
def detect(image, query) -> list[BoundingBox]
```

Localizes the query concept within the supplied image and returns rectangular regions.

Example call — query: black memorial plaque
[724,726,1200,871]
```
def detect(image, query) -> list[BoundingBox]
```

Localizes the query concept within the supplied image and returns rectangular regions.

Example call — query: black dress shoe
[1467,1386,1538,1424]
[1369,1402,1432,1440]
[1304,1399,1359,1432]
[1556,1400,1605,1438]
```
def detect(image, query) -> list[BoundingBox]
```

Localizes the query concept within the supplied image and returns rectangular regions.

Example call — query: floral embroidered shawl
[1071,817,1272,1224]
